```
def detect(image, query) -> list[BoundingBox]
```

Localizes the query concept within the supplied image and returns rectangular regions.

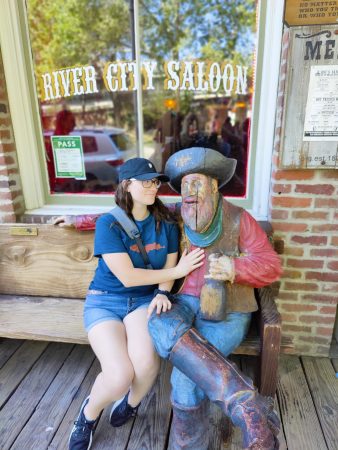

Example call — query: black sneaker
[69,397,98,450]
[109,392,140,427]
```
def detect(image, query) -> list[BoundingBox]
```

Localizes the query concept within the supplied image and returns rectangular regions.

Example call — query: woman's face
[127,179,159,206]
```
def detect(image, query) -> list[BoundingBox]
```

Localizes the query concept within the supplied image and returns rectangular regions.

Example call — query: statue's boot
[169,329,280,450]
[170,399,209,450]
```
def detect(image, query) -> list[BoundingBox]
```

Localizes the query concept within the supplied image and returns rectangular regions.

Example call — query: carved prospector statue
[148,147,282,450]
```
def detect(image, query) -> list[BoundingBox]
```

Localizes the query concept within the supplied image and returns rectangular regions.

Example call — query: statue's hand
[49,215,76,228]
[204,254,235,282]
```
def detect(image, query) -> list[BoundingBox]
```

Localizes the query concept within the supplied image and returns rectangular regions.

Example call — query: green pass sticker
[51,136,86,179]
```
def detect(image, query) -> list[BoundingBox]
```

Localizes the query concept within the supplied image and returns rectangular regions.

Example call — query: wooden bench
[0,223,293,398]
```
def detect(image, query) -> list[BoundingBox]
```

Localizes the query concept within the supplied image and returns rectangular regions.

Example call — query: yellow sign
[10,227,38,236]
[285,0,338,26]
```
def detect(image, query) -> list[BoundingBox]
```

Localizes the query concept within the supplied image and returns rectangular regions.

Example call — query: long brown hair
[115,180,177,226]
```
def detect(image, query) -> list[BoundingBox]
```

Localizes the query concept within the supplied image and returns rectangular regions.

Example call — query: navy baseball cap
[118,157,169,183]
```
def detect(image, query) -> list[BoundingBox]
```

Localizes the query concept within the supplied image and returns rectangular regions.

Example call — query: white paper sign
[303,65,338,142]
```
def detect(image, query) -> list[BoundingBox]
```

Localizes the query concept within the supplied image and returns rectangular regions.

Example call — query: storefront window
[27,0,137,194]
[27,0,257,197]
[140,0,257,197]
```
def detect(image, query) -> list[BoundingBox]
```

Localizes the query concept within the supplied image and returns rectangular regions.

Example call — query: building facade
[0,0,337,355]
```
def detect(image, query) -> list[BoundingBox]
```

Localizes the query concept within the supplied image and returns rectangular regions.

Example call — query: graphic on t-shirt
[130,243,165,253]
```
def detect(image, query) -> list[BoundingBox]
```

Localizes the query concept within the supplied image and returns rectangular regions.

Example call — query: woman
[69,157,204,450]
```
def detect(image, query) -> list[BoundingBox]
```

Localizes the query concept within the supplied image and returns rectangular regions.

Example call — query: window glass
[26,0,137,194]
[27,0,257,198]
[139,0,257,197]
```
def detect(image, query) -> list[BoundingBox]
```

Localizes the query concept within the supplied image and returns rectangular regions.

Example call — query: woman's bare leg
[84,320,134,420]
[123,308,160,407]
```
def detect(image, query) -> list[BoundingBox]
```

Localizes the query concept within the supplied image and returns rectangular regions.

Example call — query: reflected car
[44,128,136,191]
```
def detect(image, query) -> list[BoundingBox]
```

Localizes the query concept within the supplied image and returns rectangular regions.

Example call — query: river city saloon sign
[39,60,248,102]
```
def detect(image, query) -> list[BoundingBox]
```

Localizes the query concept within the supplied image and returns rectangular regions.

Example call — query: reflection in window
[27,0,137,194]
[139,0,257,197]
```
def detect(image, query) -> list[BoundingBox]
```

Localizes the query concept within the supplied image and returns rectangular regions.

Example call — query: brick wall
[270,29,338,356]
[0,48,25,222]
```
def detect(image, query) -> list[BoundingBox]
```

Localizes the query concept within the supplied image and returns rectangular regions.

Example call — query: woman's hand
[175,248,205,278]
[49,215,75,227]
[147,294,172,318]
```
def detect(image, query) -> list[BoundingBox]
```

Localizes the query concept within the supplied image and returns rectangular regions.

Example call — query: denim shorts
[83,290,154,332]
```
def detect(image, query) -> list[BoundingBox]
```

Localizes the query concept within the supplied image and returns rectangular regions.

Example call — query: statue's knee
[148,312,190,359]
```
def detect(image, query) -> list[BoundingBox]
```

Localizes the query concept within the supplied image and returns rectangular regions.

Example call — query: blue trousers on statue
[148,294,251,408]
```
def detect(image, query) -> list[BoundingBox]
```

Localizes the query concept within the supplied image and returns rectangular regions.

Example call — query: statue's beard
[181,197,216,232]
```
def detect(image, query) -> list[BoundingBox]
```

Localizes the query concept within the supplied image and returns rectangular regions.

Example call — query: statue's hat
[165,147,237,193]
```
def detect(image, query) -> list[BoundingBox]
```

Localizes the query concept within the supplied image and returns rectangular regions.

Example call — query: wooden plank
[277,355,327,450]
[241,356,287,450]
[0,340,48,408]
[0,224,96,298]
[10,344,95,450]
[302,356,338,450]
[93,399,135,450]
[233,335,294,356]
[128,360,172,450]
[0,295,87,343]
[0,338,24,369]
[48,359,100,450]
[0,342,74,450]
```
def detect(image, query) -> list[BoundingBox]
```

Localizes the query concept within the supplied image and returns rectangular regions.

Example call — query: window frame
[0,0,284,219]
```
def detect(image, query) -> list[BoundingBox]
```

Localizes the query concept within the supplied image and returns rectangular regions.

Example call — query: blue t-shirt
[89,213,179,297]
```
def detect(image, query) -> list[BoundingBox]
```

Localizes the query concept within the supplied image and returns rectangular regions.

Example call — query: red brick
[306,271,338,282]
[319,306,337,314]
[294,344,311,353]
[284,282,319,291]
[291,235,327,246]
[0,191,12,201]
[331,236,338,246]
[0,203,14,212]
[7,168,19,175]
[315,345,330,355]
[295,184,335,195]
[287,258,323,269]
[282,269,302,279]
[272,222,308,232]
[328,260,338,271]
[292,210,328,220]
[299,315,335,324]
[0,212,16,222]
[322,284,338,293]
[316,327,334,337]
[282,324,312,333]
[324,170,338,179]
[312,224,338,233]
[271,210,289,220]
[311,249,338,257]
[273,170,315,181]
[0,143,16,153]
[272,197,312,208]
[0,117,11,127]
[281,313,298,322]
[280,303,317,312]
[0,155,15,165]
[277,292,298,300]
[298,336,330,344]
[273,184,292,194]
[315,198,338,208]
[302,294,337,304]
[284,247,304,256]
[0,180,9,189]
[0,129,11,140]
